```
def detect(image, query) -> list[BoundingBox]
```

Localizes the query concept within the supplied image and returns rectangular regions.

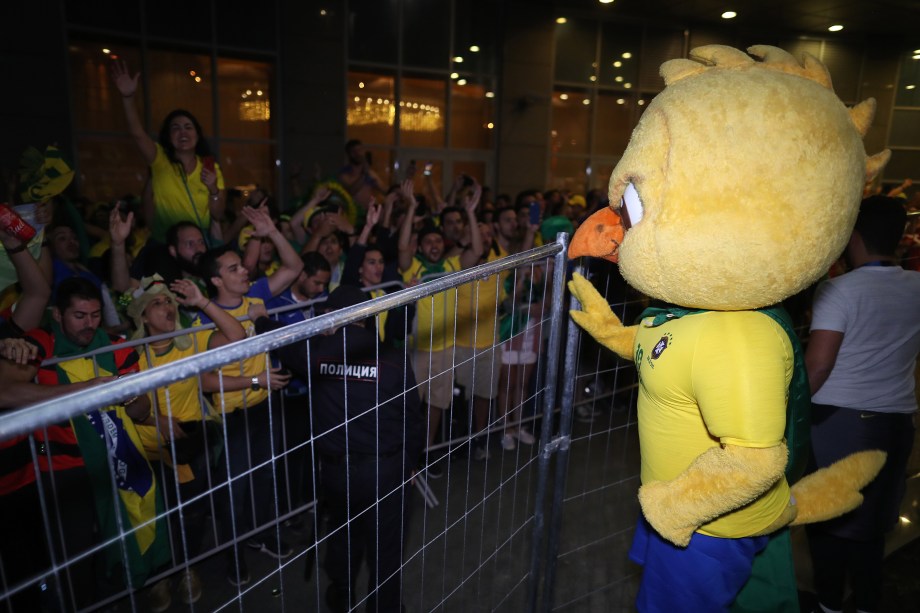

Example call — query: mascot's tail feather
[790,450,887,525]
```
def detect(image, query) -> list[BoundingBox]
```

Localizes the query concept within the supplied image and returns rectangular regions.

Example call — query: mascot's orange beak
[568,207,625,262]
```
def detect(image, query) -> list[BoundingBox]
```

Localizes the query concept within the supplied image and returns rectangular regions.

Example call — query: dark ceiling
[557,0,920,41]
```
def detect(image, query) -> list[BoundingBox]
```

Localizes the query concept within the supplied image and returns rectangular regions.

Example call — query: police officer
[255,285,423,612]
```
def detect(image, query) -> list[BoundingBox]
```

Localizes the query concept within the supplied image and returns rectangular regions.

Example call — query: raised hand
[109,206,133,246]
[110,59,140,98]
[398,179,416,204]
[170,279,205,308]
[240,202,276,237]
[462,184,482,215]
[568,272,637,361]
[365,200,382,228]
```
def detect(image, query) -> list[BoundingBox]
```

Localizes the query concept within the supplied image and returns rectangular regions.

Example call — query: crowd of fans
[0,64,607,609]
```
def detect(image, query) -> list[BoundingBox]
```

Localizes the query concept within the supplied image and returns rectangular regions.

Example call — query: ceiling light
[615,76,624,82]
[828,24,844,32]
[913,54,920,60]
[319,9,327,16]
[457,79,467,85]
[453,56,464,63]
[470,45,480,53]
[560,93,569,100]
[189,70,196,77]
[590,75,597,82]
[450,72,459,79]
[721,11,736,19]
[622,52,632,59]
[616,98,625,105]
[907,85,917,90]
[486,122,494,129]
[599,0,615,4]
[624,83,632,89]
[485,91,495,98]
[194,76,202,83]
[102,48,111,54]
[582,99,591,105]
[556,17,567,24]
[638,99,645,106]
[613,61,622,68]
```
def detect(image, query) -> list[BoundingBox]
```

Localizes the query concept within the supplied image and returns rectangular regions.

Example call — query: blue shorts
[629,516,769,613]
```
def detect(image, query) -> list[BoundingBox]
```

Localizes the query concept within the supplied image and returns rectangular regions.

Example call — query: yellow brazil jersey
[150,144,225,243]
[193,296,269,412]
[135,334,212,482]
[455,245,508,349]
[401,255,461,351]
[633,310,792,538]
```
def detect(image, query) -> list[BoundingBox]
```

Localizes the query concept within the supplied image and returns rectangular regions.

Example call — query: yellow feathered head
[570,45,890,310]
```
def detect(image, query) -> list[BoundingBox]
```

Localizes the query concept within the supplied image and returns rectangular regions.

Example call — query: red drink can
[0,203,37,243]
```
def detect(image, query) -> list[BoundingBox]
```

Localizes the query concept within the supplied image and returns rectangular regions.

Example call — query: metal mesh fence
[0,238,647,612]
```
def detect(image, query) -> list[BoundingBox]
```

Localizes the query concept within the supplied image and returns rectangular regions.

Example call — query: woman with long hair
[111,60,226,246]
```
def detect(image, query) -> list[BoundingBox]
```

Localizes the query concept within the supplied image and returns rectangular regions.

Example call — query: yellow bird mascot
[567,45,890,612]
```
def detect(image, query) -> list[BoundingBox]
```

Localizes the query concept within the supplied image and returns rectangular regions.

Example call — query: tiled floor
[111,409,920,613]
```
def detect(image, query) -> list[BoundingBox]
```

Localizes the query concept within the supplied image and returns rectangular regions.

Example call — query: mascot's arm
[638,443,787,547]
[568,273,637,361]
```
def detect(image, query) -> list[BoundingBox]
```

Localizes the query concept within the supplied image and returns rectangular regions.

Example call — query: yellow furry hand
[790,450,887,525]
[568,273,637,361]
[638,444,787,547]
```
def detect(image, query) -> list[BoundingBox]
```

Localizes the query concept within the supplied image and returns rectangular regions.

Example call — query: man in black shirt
[255,285,423,613]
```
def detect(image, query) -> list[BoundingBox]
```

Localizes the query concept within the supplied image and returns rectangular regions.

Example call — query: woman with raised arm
[110,60,226,246]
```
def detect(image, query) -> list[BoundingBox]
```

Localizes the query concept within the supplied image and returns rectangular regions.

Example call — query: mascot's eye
[620,182,643,229]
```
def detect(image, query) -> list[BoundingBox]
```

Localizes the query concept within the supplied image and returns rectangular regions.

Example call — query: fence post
[526,234,570,612]
[540,262,584,611]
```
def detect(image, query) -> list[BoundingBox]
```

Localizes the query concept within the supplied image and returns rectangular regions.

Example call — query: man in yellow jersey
[194,204,301,585]
[398,180,482,473]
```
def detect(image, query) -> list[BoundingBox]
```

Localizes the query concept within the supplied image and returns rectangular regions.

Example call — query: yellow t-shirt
[368,288,389,342]
[634,310,792,538]
[150,144,225,243]
[135,335,212,482]
[401,255,461,351]
[455,246,508,349]
[193,296,269,412]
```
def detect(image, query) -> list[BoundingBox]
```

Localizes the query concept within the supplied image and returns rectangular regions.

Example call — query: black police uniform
[258,315,423,612]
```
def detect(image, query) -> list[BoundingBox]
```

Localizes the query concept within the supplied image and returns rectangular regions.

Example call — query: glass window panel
[146,0,211,43]
[889,110,920,146]
[454,161,487,187]
[896,52,920,107]
[883,149,920,180]
[70,39,144,134]
[599,24,641,92]
[366,148,394,192]
[595,92,637,157]
[548,156,587,193]
[588,160,617,192]
[401,76,446,148]
[147,49,215,139]
[75,135,149,203]
[217,4,276,51]
[347,0,397,64]
[346,71,396,146]
[217,57,273,140]
[65,0,141,32]
[220,141,276,192]
[640,28,685,92]
[551,89,591,155]
[451,81,494,150]
[454,0,498,77]
[554,18,597,84]
[403,0,449,69]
